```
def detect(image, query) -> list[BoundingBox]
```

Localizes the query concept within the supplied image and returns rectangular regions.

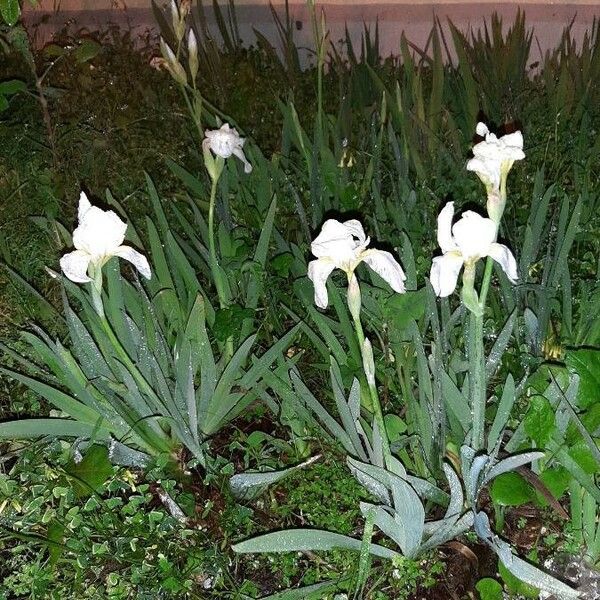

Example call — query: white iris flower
[203,123,252,174]
[430,202,518,298]
[307,219,406,309]
[466,122,524,194]
[60,192,151,284]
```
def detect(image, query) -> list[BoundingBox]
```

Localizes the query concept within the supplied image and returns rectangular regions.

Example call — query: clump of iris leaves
[1,3,600,599]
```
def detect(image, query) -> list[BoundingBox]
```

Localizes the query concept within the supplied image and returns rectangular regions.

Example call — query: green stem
[181,85,203,141]
[468,309,485,451]
[90,265,105,319]
[348,274,392,468]
[207,173,234,360]
[469,256,494,451]
[208,176,226,309]
[479,256,494,308]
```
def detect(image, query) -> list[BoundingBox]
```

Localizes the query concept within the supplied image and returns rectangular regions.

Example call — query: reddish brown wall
[23,1,600,63]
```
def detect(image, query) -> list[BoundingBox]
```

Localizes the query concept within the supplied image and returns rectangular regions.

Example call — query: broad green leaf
[537,467,570,504]
[523,396,555,447]
[384,414,407,442]
[47,521,65,565]
[384,289,426,340]
[74,39,102,63]
[498,562,539,599]
[66,444,113,498]
[476,578,503,600]
[552,443,600,504]
[0,79,26,95]
[569,441,598,474]
[0,0,20,26]
[214,305,254,342]
[490,472,534,506]
[565,349,600,409]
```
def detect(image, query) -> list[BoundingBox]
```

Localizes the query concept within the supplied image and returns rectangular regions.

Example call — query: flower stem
[469,256,494,451]
[347,274,392,468]
[207,173,234,360]
[468,309,485,451]
[90,265,105,319]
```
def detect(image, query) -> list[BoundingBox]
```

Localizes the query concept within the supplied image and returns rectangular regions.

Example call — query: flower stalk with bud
[466,122,524,227]
[430,123,524,450]
[308,218,406,468]
[202,124,253,359]
[57,193,172,429]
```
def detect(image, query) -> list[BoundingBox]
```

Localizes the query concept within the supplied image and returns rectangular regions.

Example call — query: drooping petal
[487,243,518,283]
[73,206,128,257]
[437,202,458,253]
[307,258,336,308]
[232,146,253,174]
[452,211,497,261]
[114,245,152,280]
[60,250,92,283]
[77,191,92,223]
[361,249,406,293]
[430,253,464,297]
[310,220,359,267]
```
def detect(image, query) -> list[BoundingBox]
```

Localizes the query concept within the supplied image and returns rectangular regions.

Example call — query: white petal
[361,249,406,293]
[232,146,253,174]
[437,202,457,253]
[452,211,497,261]
[342,219,367,246]
[466,156,501,191]
[60,250,92,283]
[476,122,489,137]
[311,220,358,266]
[430,253,464,297]
[472,137,503,160]
[487,243,518,283]
[73,206,127,257]
[501,131,524,155]
[78,191,92,222]
[114,245,152,280]
[307,258,336,308]
[203,123,244,159]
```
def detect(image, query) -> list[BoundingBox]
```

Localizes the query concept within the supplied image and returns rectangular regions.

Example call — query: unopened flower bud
[187,29,199,84]
[347,273,361,322]
[362,338,376,387]
[170,0,187,42]
[486,189,504,230]
[160,38,187,86]
[460,262,482,316]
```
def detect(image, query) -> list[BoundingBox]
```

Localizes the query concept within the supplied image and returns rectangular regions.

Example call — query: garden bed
[1,4,599,598]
